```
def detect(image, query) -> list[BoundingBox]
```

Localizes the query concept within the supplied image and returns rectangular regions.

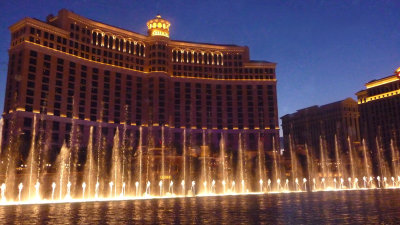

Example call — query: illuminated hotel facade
[3,9,278,154]
[356,68,400,167]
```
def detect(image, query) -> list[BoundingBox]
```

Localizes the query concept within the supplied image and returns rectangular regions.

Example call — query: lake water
[1,189,399,224]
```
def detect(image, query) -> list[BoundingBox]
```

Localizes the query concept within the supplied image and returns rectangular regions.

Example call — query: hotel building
[3,9,279,156]
[356,68,400,169]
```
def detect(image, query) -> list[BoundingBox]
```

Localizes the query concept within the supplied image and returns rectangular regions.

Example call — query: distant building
[356,67,400,171]
[281,98,360,161]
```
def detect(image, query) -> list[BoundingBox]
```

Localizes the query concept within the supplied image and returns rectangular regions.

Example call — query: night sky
[0,0,399,131]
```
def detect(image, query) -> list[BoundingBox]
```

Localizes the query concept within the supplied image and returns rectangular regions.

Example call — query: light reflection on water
[0,189,399,224]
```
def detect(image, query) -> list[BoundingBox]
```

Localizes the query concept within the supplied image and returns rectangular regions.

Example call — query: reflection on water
[0,189,399,224]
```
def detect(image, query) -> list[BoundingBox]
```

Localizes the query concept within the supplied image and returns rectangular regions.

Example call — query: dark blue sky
[0,0,399,126]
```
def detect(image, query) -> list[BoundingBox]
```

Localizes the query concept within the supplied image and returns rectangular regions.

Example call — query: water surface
[1,189,399,224]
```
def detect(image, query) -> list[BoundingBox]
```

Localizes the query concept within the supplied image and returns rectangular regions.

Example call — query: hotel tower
[3,9,278,158]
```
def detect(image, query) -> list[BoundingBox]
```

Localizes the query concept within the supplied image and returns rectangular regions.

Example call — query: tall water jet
[137,126,143,196]
[111,128,121,198]
[182,129,187,195]
[0,118,3,188]
[305,144,314,190]
[362,139,372,185]
[201,129,208,193]
[257,133,266,192]
[35,114,46,200]
[334,135,344,179]
[319,136,331,182]
[376,137,389,179]
[82,182,86,199]
[83,126,94,198]
[145,181,151,196]
[169,180,173,195]
[219,132,228,193]
[27,115,37,200]
[95,124,103,198]
[57,142,69,200]
[18,183,23,201]
[66,151,72,198]
[126,132,134,195]
[390,139,400,178]
[0,118,3,156]
[238,133,245,193]
[69,116,79,196]
[161,126,165,196]
[0,183,5,202]
[347,136,356,180]
[51,182,56,200]
[145,127,153,197]
[289,134,299,189]
[120,124,127,196]
[191,181,195,195]
[109,181,113,197]
[3,112,17,201]
[272,136,281,191]
[34,181,40,200]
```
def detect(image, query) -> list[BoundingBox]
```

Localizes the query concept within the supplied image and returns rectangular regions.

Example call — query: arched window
[194,52,197,63]
[188,52,192,63]
[131,42,134,54]
[120,39,124,51]
[140,45,144,56]
[92,32,97,44]
[208,54,212,65]
[178,51,181,62]
[214,54,217,65]
[184,51,187,62]
[115,38,120,50]
[104,35,109,48]
[109,36,114,49]
[173,50,177,62]
[136,44,140,55]
[199,53,202,64]
[126,41,130,53]
[97,33,102,46]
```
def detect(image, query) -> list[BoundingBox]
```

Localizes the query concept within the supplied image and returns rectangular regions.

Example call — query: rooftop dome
[146,14,171,38]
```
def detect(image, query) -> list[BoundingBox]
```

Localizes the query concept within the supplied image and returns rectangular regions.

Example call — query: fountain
[0,118,398,206]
